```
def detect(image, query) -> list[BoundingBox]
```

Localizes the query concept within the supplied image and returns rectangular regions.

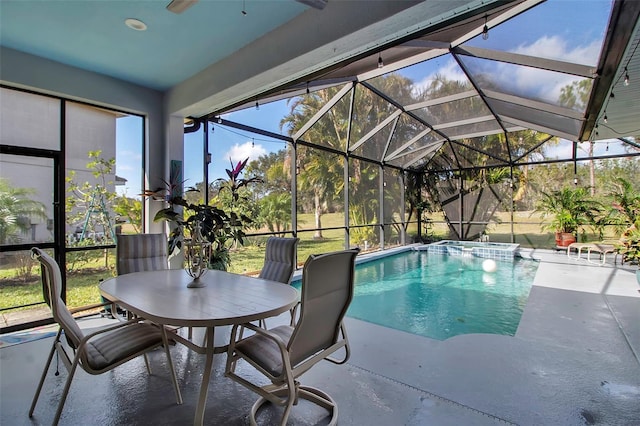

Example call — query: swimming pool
[298,250,539,341]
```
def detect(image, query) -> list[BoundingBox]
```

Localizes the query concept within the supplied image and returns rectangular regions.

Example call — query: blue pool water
[298,250,539,340]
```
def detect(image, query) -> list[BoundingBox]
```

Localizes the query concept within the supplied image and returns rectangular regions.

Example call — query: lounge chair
[586,243,617,265]
[567,241,618,265]
[566,242,596,260]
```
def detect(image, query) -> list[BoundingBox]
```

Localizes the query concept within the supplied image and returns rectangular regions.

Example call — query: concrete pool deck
[1,248,638,425]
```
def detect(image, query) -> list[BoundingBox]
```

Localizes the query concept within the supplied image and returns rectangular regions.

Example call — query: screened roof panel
[488,98,583,141]
[459,56,594,112]
[385,115,433,158]
[427,142,458,171]
[464,0,611,68]
[412,154,435,170]
[367,56,472,106]
[298,86,352,152]
[450,139,509,168]
[350,119,394,162]
[348,84,397,150]
[455,133,511,163]
[316,1,526,84]
[504,128,553,162]
[386,140,444,169]
[214,0,638,174]
[413,95,490,127]
[440,119,503,141]
[537,138,575,162]
[576,139,640,159]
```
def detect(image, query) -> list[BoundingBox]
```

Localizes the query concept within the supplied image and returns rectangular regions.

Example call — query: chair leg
[161,326,183,405]
[143,353,152,374]
[29,331,60,417]
[52,354,82,425]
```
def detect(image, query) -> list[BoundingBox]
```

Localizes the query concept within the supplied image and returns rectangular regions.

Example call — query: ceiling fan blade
[295,0,328,10]
[166,0,199,14]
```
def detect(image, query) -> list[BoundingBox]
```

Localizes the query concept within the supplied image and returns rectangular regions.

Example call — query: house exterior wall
[0,46,180,235]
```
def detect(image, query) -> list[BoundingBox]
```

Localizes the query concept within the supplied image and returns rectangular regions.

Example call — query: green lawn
[1,210,624,326]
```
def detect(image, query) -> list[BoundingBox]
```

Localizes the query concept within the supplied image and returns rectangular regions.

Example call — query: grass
[1,210,624,324]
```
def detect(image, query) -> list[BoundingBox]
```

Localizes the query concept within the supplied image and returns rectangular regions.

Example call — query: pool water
[338,251,537,340]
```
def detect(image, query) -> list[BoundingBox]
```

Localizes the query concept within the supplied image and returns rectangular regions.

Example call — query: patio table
[99,269,299,426]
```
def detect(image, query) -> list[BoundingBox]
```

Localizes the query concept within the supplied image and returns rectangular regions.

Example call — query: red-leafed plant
[143,158,261,270]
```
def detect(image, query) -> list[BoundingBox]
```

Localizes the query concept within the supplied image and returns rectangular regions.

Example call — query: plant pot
[555,232,576,247]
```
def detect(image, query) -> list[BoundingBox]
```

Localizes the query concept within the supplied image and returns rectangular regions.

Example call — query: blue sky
[116,0,619,198]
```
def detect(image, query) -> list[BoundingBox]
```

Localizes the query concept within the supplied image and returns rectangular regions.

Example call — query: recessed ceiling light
[125,18,147,31]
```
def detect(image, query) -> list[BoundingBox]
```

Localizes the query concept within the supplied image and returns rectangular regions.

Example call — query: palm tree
[280,75,418,238]
[0,178,48,244]
[281,86,349,239]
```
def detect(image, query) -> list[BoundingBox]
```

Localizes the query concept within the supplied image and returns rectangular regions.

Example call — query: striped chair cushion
[117,234,168,275]
[84,322,163,371]
[258,237,299,284]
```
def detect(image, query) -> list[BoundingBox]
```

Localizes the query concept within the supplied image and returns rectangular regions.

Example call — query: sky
[116,0,624,198]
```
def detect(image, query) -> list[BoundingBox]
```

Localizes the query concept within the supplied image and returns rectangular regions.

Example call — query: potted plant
[534,187,602,247]
[143,158,261,271]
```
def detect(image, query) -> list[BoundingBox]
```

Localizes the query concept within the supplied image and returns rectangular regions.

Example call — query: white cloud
[224,141,267,164]
[514,36,600,67]
[543,138,573,159]
[411,59,468,97]
[503,36,601,102]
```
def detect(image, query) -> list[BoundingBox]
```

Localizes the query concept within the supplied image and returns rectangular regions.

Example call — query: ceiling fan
[166,0,327,14]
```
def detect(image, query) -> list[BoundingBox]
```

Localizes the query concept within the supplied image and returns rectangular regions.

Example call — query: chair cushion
[236,325,294,377]
[85,322,163,371]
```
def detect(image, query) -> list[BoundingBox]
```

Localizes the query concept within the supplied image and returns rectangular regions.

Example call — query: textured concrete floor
[1,249,638,425]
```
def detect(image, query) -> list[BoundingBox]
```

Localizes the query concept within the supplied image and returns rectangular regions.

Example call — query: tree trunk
[313,190,323,239]
[589,142,595,196]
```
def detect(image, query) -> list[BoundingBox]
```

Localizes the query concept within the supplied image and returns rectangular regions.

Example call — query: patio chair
[225,248,359,426]
[108,233,168,318]
[258,237,300,284]
[116,233,168,275]
[115,233,192,337]
[258,236,300,326]
[29,248,182,426]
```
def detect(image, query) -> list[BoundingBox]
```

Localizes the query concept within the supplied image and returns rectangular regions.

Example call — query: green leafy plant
[617,221,640,265]
[143,158,261,271]
[66,151,118,244]
[0,178,48,245]
[606,178,640,265]
[533,187,602,241]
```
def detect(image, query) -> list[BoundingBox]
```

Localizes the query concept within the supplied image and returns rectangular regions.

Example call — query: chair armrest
[324,322,350,365]
[239,322,289,349]
[69,300,113,315]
